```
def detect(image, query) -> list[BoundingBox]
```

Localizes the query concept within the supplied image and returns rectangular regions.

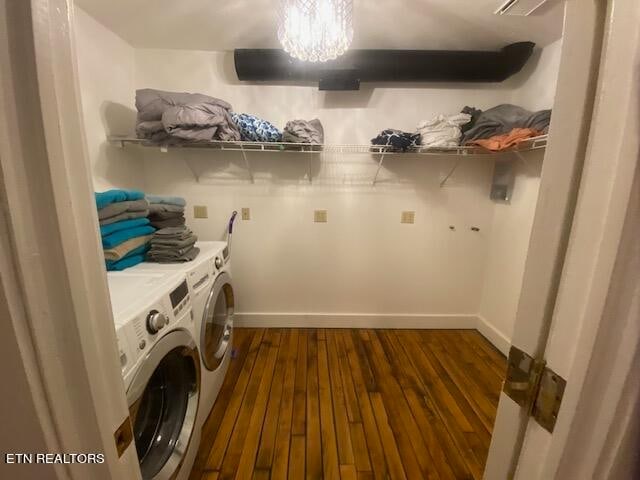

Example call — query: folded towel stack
[95,190,155,271]
[145,195,200,263]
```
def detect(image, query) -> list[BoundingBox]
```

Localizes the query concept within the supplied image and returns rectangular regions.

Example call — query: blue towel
[95,189,145,210]
[105,244,148,270]
[106,254,145,271]
[102,226,155,249]
[146,195,186,207]
[100,217,150,237]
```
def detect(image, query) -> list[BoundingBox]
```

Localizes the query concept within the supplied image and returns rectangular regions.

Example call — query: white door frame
[485,0,607,476]
[515,0,640,477]
[1,0,635,479]
[0,0,140,478]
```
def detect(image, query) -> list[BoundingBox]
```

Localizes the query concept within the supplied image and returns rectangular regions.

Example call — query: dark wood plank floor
[190,328,506,480]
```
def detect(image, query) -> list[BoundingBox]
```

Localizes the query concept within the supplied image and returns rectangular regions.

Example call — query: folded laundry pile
[145,195,199,263]
[95,189,155,271]
[231,113,282,142]
[146,194,186,229]
[416,113,472,148]
[371,129,421,151]
[135,88,241,144]
[282,119,324,144]
[460,104,551,145]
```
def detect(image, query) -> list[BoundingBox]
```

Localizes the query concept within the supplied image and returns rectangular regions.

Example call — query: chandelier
[278,0,354,62]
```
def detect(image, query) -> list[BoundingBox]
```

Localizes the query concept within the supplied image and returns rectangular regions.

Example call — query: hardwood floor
[190,328,506,480]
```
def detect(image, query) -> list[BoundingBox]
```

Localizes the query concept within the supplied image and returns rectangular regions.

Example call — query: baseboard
[234,312,478,330]
[475,315,511,356]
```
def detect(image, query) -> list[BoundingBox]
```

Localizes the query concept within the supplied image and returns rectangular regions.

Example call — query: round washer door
[201,271,234,371]
[127,330,200,480]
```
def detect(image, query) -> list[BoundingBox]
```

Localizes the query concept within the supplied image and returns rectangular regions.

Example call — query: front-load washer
[107,271,200,480]
[122,241,234,432]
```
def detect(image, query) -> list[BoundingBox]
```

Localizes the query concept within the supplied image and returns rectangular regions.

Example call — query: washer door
[201,271,234,371]
[127,330,200,480]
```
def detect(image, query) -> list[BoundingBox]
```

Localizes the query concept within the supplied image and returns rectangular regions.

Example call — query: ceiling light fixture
[278,0,354,62]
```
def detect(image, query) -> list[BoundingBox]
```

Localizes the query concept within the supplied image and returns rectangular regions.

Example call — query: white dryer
[107,271,201,480]
[123,241,234,432]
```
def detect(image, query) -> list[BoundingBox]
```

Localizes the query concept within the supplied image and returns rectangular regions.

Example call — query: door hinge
[114,416,133,458]
[503,345,566,433]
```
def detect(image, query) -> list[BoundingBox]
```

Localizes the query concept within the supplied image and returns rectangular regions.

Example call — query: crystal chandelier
[278,0,354,62]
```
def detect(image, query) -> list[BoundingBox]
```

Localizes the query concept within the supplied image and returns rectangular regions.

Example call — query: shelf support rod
[240,146,254,184]
[440,157,463,187]
[372,151,386,185]
[307,151,313,184]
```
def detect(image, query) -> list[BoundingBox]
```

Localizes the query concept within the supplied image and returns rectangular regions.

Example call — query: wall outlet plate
[193,205,208,218]
[401,211,415,224]
[314,210,328,223]
[241,208,250,220]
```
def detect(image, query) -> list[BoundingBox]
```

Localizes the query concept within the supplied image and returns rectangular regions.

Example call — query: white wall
[478,39,563,351]
[74,6,144,191]
[73,7,562,337]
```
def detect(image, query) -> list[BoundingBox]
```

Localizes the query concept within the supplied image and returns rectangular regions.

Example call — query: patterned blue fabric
[231,113,282,142]
[371,129,420,152]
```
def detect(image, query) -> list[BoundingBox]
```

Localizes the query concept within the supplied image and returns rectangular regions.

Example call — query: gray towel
[148,203,184,214]
[153,226,194,241]
[147,246,200,263]
[98,199,149,220]
[150,235,197,249]
[461,104,551,143]
[99,209,149,226]
[149,210,184,221]
[150,217,186,229]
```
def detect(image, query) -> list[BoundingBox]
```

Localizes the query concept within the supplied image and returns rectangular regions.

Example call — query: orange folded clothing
[467,128,542,151]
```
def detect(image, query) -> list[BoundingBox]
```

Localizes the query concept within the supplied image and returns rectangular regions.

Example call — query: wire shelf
[106,134,548,185]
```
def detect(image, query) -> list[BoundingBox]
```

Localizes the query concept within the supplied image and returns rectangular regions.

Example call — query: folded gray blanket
[98,199,149,220]
[461,104,551,143]
[135,88,240,143]
[147,246,200,263]
[283,119,324,144]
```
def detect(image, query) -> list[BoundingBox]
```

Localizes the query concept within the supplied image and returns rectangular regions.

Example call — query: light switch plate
[193,205,208,219]
[314,210,328,223]
[241,208,250,220]
[401,211,415,224]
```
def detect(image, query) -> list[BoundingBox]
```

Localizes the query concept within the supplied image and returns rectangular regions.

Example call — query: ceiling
[75,0,564,52]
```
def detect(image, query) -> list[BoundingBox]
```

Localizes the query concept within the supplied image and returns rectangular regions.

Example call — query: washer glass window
[131,346,197,479]
[201,273,234,370]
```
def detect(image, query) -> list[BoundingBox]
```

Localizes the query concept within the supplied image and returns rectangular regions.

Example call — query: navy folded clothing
[95,189,145,210]
[371,129,420,151]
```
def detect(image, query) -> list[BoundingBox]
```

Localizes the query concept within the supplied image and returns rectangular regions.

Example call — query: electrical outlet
[401,211,415,224]
[193,205,208,219]
[241,208,250,220]
[314,210,328,223]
